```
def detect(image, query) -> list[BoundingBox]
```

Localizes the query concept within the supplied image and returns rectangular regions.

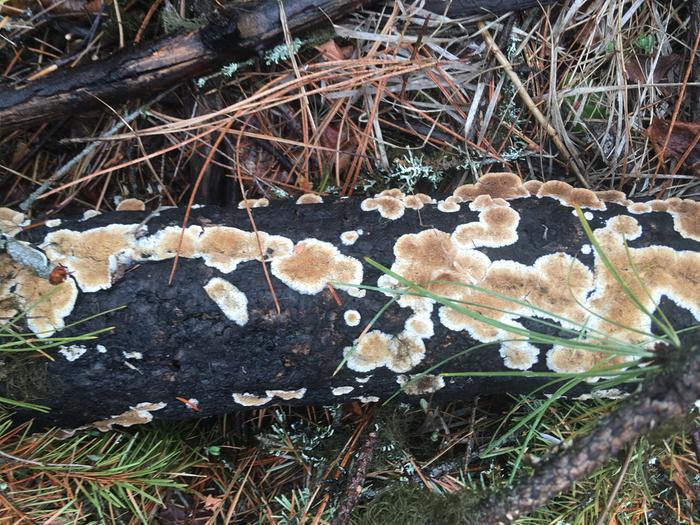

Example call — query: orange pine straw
[175,397,201,411]
[326,283,343,307]
[235,117,282,315]
[168,120,233,285]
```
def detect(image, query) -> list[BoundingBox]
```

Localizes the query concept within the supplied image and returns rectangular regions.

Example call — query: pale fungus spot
[581,244,592,255]
[45,219,62,228]
[270,239,362,295]
[116,198,146,212]
[238,198,270,209]
[122,351,143,360]
[296,194,324,205]
[81,209,101,221]
[584,211,594,221]
[332,386,355,395]
[396,374,445,395]
[265,388,307,400]
[499,341,539,370]
[404,313,434,339]
[355,375,372,383]
[196,227,292,273]
[59,344,87,361]
[403,195,425,210]
[232,393,272,406]
[547,346,597,374]
[665,198,700,241]
[344,330,393,372]
[96,344,107,353]
[0,207,25,237]
[355,396,380,403]
[137,225,203,260]
[340,230,362,246]
[42,224,138,292]
[628,202,652,214]
[1,255,79,337]
[360,195,405,220]
[91,402,167,432]
[437,196,461,213]
[204,278,249,326]
[344,310,361,327]
[596,190,630,206]
[537,180,605,210]
[523,180,543,195]
[452,199,520,249]
[378,188,405,198]
[453,172,530,202]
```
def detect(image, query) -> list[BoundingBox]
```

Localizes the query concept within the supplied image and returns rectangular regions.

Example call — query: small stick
[594,439,637,525]
[19,90,172,213]
[331,428,380,525]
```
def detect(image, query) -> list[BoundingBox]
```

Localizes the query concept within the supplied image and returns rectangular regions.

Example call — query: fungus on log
[1,173,699,430]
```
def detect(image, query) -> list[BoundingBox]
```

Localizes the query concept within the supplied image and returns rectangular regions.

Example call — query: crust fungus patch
[340,229,362,246]
[90,402,167,432]
[332,386,354,395]
[238,198,269,209]
[452,197,519,249]
[437,196,461,213]
[137,225,203,260]
[204,278,249,326]
[453,172,529,202]
[0,254,78,337]
[42,224,138,292]
[361,194,405,220]
[396,374,445,395]
[196,227,293,273]
[0,207,25,237]
[361,191,435,219]
[404,313,434,339]
[59,344,88,361]
[499,341,540,370]
[116,198,146,212]
[265,388,307,400]
[232,392,272,406]
[344,330,425,373]
[270,239,362,295]
[537,181,606,210]
[665,198,700,241]
[344,310,361,327]
[296,194,324,205]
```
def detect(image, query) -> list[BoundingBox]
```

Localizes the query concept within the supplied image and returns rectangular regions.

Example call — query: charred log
[1,174,699,429]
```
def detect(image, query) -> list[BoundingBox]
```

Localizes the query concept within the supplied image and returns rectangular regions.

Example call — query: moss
[356,484,482,525]
[2,354,50,403]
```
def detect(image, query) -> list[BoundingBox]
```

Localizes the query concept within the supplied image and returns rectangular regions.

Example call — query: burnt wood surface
[3,193,698,429]
[0,0,560,130]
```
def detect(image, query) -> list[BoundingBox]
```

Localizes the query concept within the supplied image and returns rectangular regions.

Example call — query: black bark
[0,0,560,130]
[2,194,698,429]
